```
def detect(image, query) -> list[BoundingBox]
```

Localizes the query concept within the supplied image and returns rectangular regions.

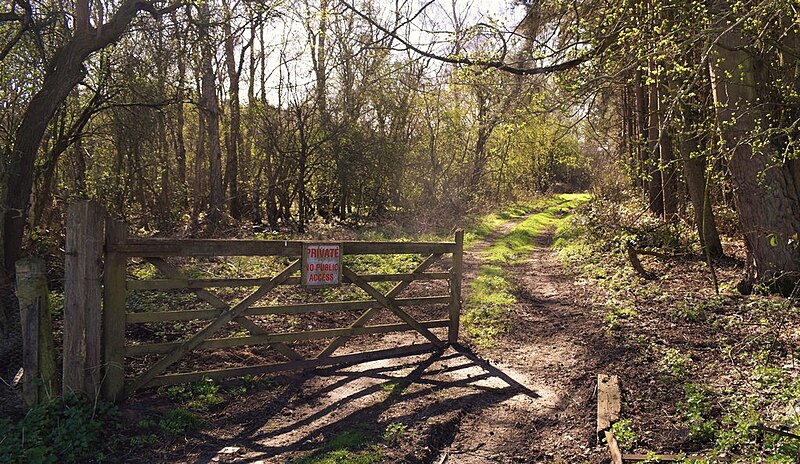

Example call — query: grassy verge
[463,193,590,347]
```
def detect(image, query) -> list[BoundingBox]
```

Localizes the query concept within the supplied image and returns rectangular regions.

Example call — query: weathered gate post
[63,200,105,399]
[448,229,464,344]
[102,219,128,402]
[15,257,56,406]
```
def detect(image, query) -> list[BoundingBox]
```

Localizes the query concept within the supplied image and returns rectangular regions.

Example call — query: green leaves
[0,394,121,463]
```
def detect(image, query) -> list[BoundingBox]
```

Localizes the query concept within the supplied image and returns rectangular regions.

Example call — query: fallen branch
[625,242,656,280]
[751,424,800,440]
[631,248,674,260]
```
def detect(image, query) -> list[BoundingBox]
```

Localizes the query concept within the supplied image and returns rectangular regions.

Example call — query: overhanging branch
[338,0,593,76]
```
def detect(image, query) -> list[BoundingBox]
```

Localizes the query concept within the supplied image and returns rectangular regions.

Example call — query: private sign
[302,243,342,287]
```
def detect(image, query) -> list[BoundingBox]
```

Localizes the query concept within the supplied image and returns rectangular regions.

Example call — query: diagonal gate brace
[125,260,301,396]
[342,266,445,350]
[147,258,302,361]
[317,254,443,358]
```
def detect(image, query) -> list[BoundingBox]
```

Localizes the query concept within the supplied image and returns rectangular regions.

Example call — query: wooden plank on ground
[605,430,623,464]
[597,373,621,436]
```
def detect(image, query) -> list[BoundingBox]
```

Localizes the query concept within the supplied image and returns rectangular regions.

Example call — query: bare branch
[338,0,596,76]
[0,12,22,22]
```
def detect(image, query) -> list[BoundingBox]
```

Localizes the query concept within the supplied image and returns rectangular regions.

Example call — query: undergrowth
[0,394,121,463]
[555,194,800,463]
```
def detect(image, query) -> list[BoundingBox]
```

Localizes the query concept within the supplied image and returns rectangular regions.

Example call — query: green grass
[292,429,383,464]
[463,265,517,347]
[159,408,204,436]
[162,377,225,410]
[483,193,590,264]
[463,193,590,347]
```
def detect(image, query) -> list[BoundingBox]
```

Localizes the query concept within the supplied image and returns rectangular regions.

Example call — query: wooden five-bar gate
[55,201,463,402]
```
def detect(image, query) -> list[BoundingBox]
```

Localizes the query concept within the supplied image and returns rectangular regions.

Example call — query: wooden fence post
[449,229,464,344]
[63,200,105,399]
[15,257,56,406]
[102,219,128,402]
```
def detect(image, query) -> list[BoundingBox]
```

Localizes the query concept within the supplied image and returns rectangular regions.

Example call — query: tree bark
[634,72,649,193]
[646,78,664,217]
[174,11,188,208]
[709,3,800,293]
[223,4,241,220]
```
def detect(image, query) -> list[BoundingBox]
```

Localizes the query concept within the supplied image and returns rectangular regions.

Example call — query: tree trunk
[709,3,800,293]
[659,128,678,219]
[646,72,664,217]
[199,3,224,228]
[634,72,649,193]
[223,5,241,221]
[678,128,724,258]
[174,13,188,208]
[3,45,85,273]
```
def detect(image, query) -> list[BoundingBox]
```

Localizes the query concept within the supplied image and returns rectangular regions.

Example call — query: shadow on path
[190,344,540,463]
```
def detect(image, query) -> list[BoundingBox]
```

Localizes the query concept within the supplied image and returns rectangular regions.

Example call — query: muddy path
[128,203,619,464]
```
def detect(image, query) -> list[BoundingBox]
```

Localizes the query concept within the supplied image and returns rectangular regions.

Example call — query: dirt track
[123,207,618,463]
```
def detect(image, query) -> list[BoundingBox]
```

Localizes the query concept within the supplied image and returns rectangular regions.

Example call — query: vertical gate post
[448,229,464,344]
[63,200,105,399]
[102,219,128,402]
[15,257,56,406]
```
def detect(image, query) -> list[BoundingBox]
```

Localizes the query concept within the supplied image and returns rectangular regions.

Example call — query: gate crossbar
[342,267,445,349]
[147,258,303,362]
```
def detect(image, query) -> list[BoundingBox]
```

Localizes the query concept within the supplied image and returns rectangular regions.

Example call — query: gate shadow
[191,344,539,463]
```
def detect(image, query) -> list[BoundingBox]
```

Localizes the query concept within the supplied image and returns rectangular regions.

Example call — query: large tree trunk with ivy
[709,4,800,293]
